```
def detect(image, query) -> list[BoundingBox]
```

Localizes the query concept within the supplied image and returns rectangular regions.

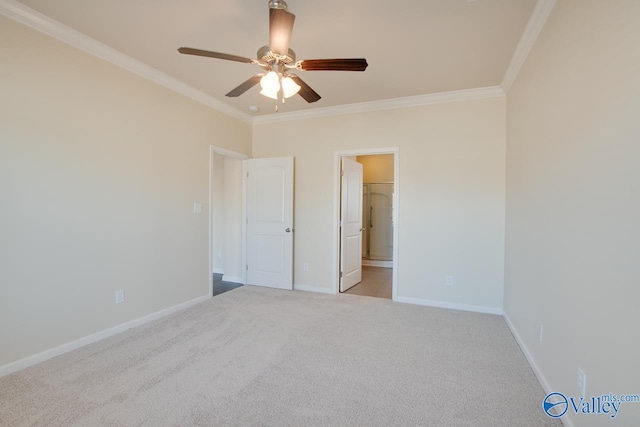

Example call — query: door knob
[360,228,364,232]
[285,228,291,233]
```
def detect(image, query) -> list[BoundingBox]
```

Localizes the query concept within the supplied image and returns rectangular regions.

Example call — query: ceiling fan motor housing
[257,45,296,66]
[268,0,288,10]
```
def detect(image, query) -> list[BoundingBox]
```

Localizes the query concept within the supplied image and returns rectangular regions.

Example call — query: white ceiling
[14,0,537,117]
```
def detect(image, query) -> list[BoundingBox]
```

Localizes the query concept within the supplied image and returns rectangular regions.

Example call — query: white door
[246,157,294,290]
[340,157,363,292]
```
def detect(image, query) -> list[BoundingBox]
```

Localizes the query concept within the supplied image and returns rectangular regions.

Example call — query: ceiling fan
[178,0,368,105]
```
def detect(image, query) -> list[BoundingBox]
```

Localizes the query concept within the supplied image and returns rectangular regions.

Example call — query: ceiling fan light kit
[177,0,368,109]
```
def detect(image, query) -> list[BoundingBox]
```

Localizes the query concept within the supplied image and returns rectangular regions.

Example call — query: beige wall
[254,98,506,310]
[505,1,640,425]
[357,154,394,183]
[0,17,251,367]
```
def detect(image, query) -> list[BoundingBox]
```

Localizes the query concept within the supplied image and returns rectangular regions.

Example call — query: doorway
[333,148,399,301]
[209,146,249,297]
[209,149,295,297]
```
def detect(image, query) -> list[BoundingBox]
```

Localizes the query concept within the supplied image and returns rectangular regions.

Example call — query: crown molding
[501,0,557,94]
[253,86,505,125]
[0,0,253,124]
[1,0,545,126]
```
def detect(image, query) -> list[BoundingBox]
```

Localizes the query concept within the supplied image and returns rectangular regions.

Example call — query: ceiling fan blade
[289,75,321,103]
[269,8,295,56]
[299,58,369,71]
[178,47,254,64]
[225,75,263,97]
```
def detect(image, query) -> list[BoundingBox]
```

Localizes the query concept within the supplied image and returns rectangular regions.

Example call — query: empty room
[1,1,638,426]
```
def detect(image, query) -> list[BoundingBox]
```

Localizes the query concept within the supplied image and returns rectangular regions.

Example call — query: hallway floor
[213,273,243,296]
[343,266,392,299]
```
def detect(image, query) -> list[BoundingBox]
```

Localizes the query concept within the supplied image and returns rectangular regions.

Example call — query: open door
[246,157,294,290]
[340,157,363,292]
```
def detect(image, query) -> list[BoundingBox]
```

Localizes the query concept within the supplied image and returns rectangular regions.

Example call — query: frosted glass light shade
[281,76,301,98]
[260,71,280,92]
[260,88,279,99]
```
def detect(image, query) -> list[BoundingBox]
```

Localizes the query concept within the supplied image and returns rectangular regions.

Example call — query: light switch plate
[193,202,203,214]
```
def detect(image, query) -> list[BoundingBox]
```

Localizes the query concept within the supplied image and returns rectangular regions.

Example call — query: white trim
[391,151,400,302]
[0,0,252,124]
[241,160,248,287]
[0,294,210,378]
[254,87,504,125]
[1,0,554,123]
[397,296,503,315]
[294,284,335,295]
[211,146,252,160]
[333,148,400,301]
[212,268,224,275]
[221,275,244,284]
[503,312,575,427]
[501,0,557,94]
[362,260,393,268]
[208,146,214,295]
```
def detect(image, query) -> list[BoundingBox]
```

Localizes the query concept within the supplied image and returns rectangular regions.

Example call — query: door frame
[332,148,400,301]
[209,145,250,298]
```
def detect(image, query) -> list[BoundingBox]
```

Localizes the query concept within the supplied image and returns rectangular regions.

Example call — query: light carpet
[0,286,560,426]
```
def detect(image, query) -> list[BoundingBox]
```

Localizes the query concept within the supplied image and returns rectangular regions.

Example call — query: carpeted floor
[0,286,560,426]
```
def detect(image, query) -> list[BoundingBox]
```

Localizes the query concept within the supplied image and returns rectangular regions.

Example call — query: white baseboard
[362,260,393,268]
[221,275,244,284]
[502,312,574,427]
[294,284,336,295]
[212,268,224,275]
[0,293,210,378]
[396,296,503,315]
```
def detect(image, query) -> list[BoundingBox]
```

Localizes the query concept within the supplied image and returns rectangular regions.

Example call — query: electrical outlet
[303,262,309,272]
[577,367,587,397]
[446,275,453,286]
[115,290,125,304]
[539,323,544,342]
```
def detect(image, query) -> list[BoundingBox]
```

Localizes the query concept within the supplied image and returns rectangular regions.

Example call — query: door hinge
[246,265,248,271]
[339,271,343,278]
[341,170,344,177]
[246,172,249,178]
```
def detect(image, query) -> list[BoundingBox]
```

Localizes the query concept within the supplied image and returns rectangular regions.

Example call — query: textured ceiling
[15,0,537,116]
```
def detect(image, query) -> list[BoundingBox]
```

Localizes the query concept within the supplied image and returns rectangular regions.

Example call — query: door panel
[246,157,294,290]
[256,168,286,222]
[340,158,363,292]
[255,235,285,273]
